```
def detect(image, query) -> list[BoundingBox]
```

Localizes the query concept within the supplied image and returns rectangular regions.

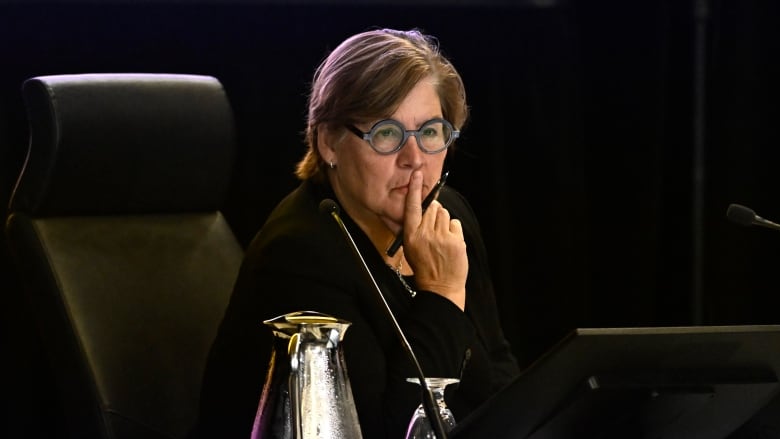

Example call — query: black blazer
[193,179,520,438]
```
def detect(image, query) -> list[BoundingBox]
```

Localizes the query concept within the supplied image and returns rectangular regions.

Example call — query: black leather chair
[5,73,244,439]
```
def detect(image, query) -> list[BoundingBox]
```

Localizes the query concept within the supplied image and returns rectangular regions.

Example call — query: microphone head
[319,199,340,216]
[726,203,757,226]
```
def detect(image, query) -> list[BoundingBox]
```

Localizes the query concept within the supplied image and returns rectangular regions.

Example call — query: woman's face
[322,77,448,236]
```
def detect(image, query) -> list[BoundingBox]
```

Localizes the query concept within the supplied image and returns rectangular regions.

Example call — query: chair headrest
[10,73,236,216]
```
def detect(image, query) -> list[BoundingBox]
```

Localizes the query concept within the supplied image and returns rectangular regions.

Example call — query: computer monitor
[452,325,780,439]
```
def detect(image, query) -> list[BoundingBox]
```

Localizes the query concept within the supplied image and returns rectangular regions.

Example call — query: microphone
[726,203,780,231]
[319,199,449,439]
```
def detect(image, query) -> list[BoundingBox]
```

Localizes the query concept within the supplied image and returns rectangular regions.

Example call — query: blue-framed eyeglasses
[346,118,459,155]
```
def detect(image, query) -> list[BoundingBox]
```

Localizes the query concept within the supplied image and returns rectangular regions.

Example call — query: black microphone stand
[321,200,449,439]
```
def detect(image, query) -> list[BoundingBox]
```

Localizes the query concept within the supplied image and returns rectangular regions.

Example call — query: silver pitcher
[251,311,364,439]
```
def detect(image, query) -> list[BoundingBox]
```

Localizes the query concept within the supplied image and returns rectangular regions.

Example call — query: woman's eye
[422,127,440,137]
[377,128,400,138]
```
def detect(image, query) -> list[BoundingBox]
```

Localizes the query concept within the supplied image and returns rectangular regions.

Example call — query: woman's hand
[402,171,468,310]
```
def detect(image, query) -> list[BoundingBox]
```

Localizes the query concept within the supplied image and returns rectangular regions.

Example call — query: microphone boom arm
[321,200,449,439]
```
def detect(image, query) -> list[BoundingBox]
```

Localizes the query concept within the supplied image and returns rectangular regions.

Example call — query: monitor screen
[452,325,780,439]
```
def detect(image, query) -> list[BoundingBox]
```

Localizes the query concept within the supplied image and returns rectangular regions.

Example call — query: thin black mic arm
[319,199,448,439]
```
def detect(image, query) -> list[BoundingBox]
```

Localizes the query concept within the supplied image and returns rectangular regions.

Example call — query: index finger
[404,170,425,231]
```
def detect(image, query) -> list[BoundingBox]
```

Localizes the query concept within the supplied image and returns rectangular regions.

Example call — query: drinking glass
[404,377,460,439]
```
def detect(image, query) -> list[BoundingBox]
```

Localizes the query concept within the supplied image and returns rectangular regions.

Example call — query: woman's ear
[316,124,337,165]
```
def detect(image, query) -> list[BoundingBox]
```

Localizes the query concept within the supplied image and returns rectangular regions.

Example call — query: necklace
[388,259,417,298]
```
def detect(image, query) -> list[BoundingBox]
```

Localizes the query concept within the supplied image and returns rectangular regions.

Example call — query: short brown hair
[294,28,469,181]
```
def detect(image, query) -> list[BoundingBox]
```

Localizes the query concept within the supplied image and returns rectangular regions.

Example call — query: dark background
[2,0,779,435]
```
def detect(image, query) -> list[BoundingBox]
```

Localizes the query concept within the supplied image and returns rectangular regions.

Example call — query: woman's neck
[326,179,410,275]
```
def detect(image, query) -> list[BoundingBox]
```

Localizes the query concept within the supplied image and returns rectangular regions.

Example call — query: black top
[192,179,520,438]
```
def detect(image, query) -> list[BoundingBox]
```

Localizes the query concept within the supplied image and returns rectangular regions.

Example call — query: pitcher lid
[263,310,352,330]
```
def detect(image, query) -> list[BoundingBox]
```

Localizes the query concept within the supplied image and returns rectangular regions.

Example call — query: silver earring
[328,161,336,169]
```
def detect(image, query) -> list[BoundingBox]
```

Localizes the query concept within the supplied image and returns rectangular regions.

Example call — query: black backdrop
[2,0,779,435]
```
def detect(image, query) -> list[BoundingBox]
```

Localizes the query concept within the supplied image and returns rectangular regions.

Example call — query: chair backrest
[5,73,244,439]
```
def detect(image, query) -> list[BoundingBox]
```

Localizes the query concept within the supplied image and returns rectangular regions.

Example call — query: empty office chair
[5,73,243,439]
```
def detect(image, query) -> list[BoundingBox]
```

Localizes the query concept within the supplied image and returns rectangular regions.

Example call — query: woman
[193,28,520,438]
